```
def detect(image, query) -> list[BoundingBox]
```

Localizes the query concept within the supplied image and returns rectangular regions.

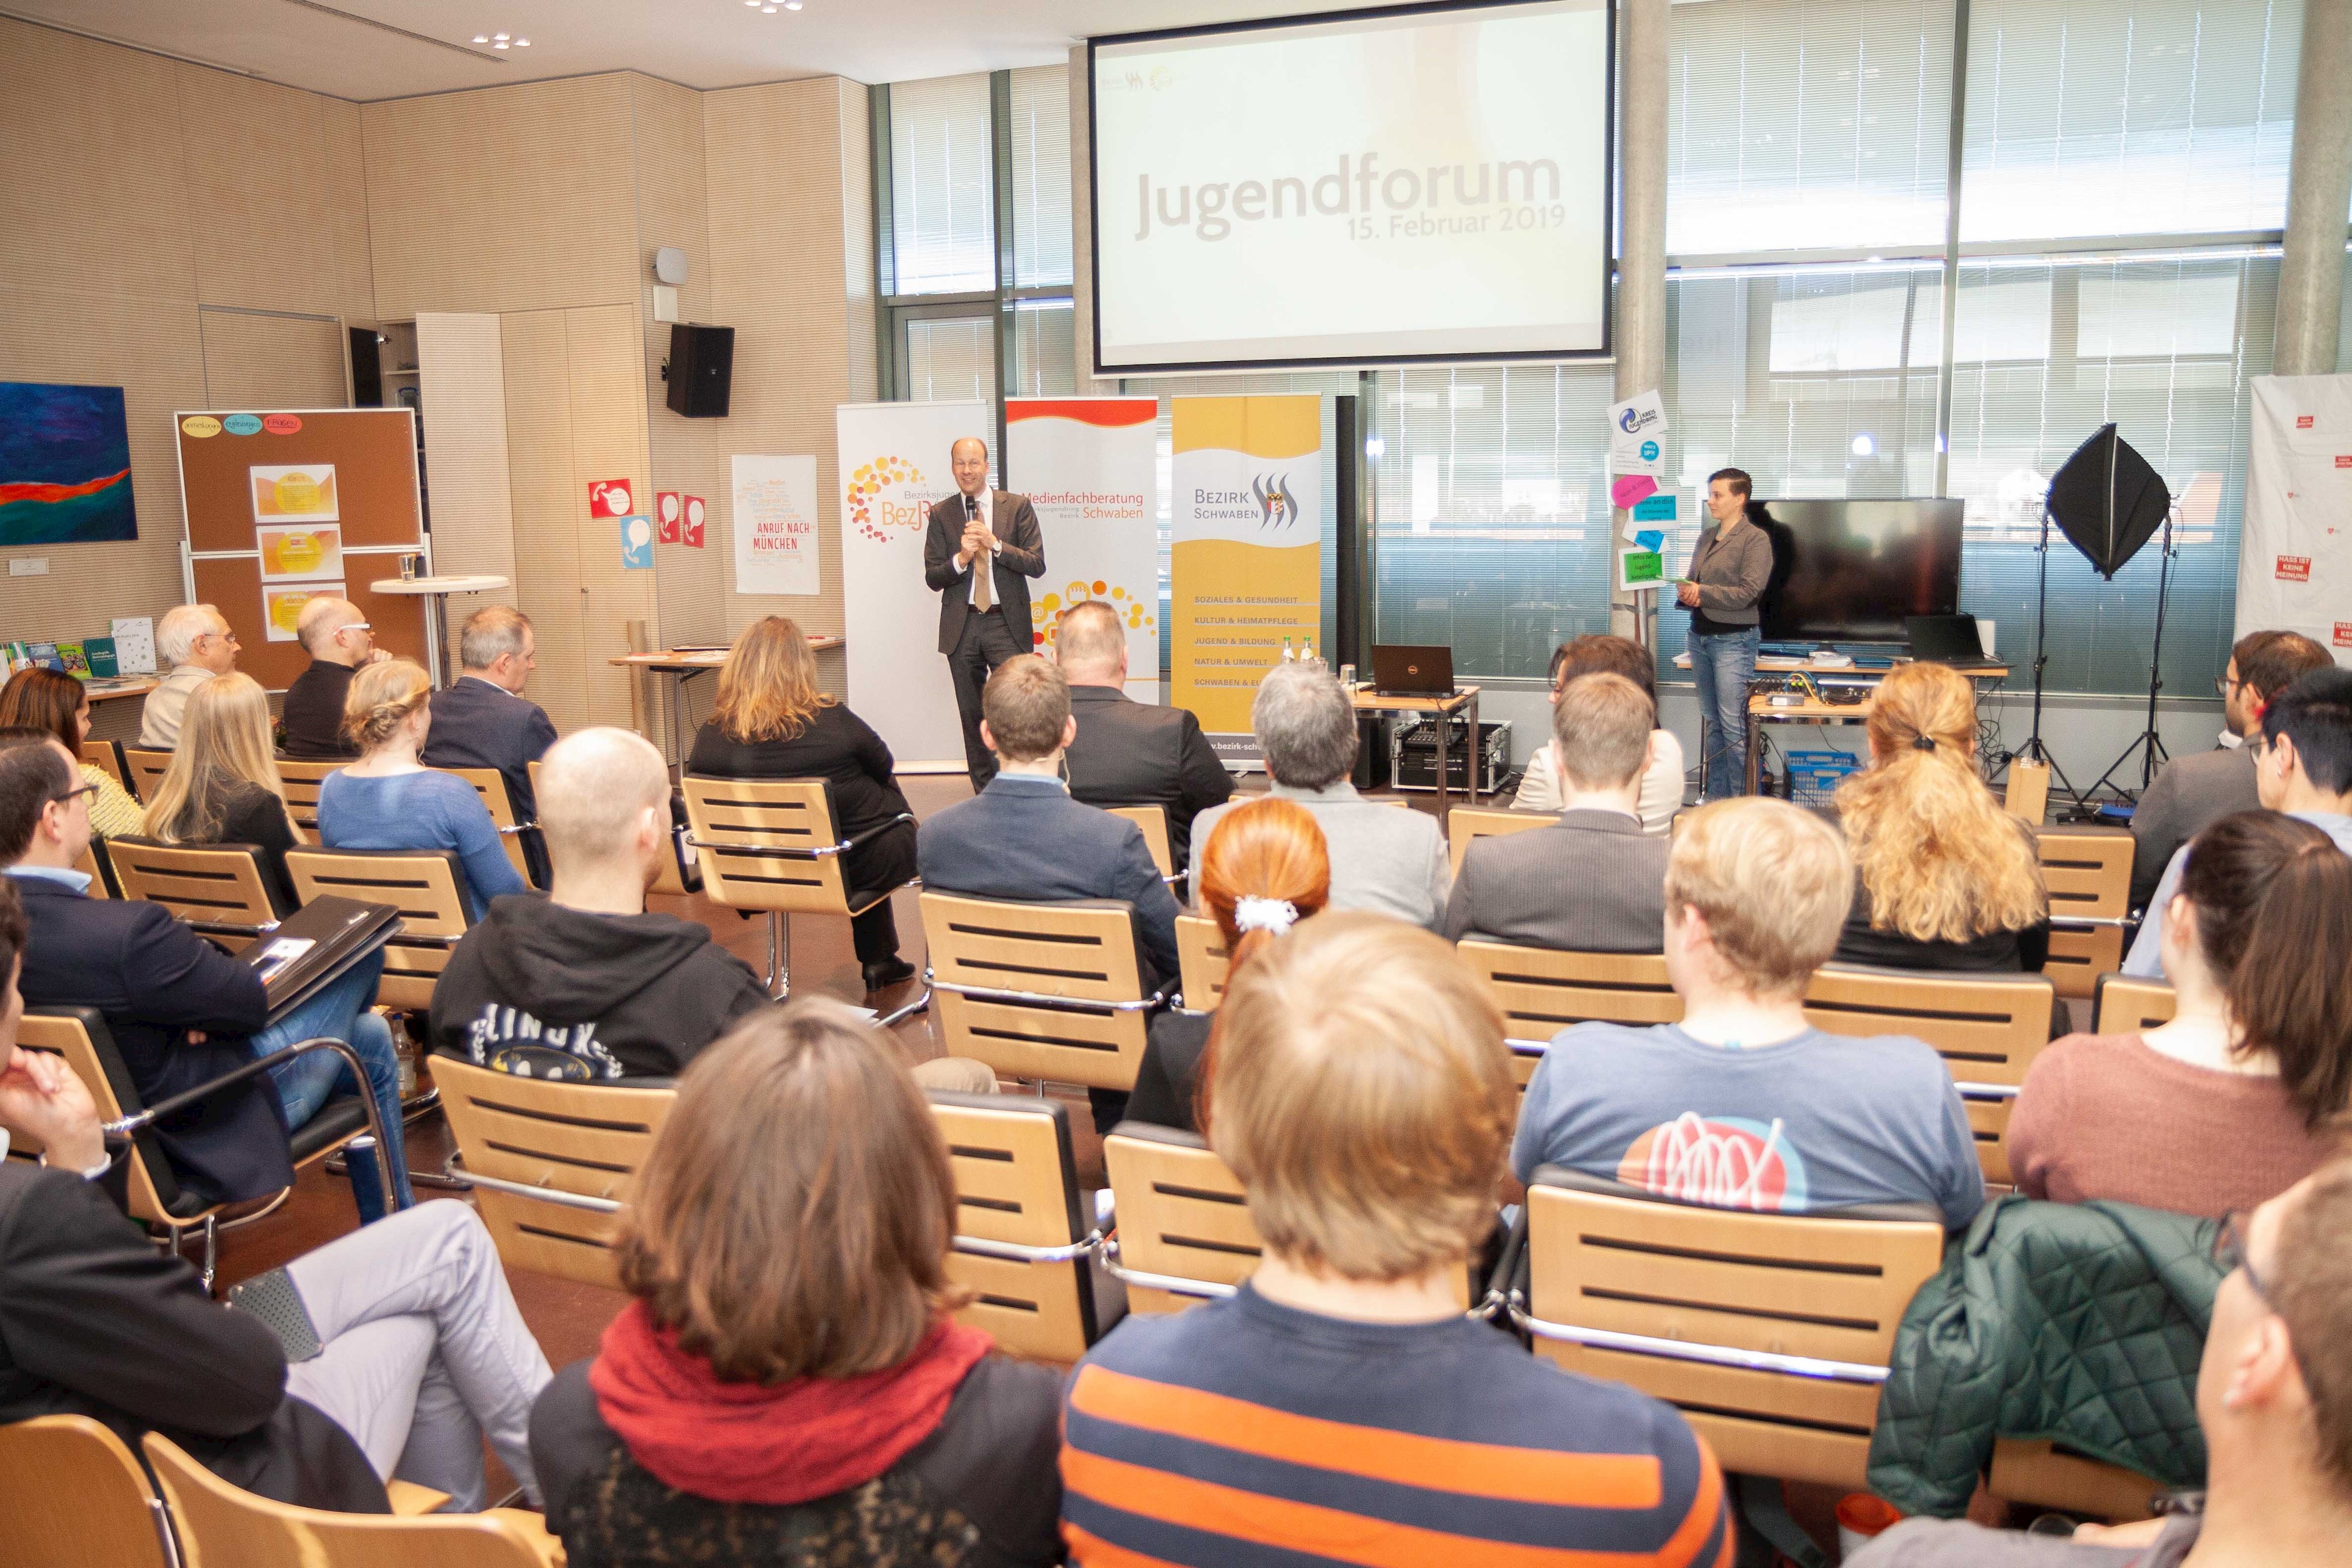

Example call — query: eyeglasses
[338,622,373,636]
[2214,1210,2272,1304]
[198,630,240,646]
[49,783,99,809]
[2214,675,2239,695]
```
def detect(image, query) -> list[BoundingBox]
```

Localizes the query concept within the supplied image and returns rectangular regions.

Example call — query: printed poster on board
[1006,398,1159,702]
[2240,376,2352,664]
[731,455,821,596]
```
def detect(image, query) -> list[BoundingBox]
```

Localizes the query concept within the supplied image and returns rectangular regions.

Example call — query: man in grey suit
[1187,662,1450,930]
[1444,672,1669,950]
[923,436,1047,791]
[2129,628,2331,909]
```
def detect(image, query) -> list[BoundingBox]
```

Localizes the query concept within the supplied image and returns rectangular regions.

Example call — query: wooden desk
[1743,665,2011,796]
[609,638,846,773]
[83,677,160,703]
[1349,684,1481,814]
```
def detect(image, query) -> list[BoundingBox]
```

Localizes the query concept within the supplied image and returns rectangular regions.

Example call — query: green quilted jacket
[1866,1193,2223,1517]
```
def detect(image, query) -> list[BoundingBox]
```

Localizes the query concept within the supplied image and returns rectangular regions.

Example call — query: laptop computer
[1369,644,1457,696]
[1905,614,2003,670]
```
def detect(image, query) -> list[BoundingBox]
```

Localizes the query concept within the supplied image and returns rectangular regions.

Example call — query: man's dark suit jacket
[922,490,1046,655]
[1062,685,1235,869]
[280,658,359,760]
[2129,744,2258,911]
[915,773,1181,986]
[10,872,293,1203]
[423,675,560,822]
[1440,809,1670,951]
[0,1155,386,1511]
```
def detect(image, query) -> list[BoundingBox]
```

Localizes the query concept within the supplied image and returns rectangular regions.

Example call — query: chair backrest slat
[2093,973,2177,1035]
[434,766,535,888]
[1106,804,1174,878]
[680,776,853,915]
[273,758,337,830]
[1176,913,1228,1010]
[80,738,131,797]
[107,838,278,947]
[284,847,471,1012]
[1446,806,1552,876]
[18,1008,189,1224]
[1457,941,1681,1089]
[0,1415,175,1568]
[922,892,1154,1090]
[122,748,174,804]
[931,1094,1099,1360]
[1102,1128,1260,1313]
[2034,826,2135,998]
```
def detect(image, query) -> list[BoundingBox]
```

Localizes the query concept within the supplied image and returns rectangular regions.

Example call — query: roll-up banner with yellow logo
[1171,394,1322,760]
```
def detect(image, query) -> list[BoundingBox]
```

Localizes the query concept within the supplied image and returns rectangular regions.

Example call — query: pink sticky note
[1610,474,1659,510]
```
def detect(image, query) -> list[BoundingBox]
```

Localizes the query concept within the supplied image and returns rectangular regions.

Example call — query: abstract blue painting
[0,382,138,545]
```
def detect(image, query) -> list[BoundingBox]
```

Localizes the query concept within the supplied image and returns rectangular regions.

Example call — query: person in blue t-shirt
[1514,796,1984,1228]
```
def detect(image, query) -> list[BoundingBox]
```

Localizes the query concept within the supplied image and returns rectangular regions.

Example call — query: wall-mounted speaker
[665,323,734,418]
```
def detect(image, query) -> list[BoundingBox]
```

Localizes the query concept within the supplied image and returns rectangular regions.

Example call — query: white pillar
[1612,0,1670,642]
[2276,0,2352,376]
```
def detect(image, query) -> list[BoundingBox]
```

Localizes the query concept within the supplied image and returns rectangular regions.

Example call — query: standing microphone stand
[2008,506,2088,817]
[2084,506,2177,805]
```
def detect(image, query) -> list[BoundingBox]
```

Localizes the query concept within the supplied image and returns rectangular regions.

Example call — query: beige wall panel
[0,18,195,304]
[363,75,640,319]
[198,309,347,411]
[415,313,521,657]
[178,67,375,322]
[561,303,659,730]
[499,310,591,733]
[0,284,206,645]
[841,79,879,408]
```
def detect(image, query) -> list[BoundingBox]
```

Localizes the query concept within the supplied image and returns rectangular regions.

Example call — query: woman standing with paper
[1678,469,1775,799]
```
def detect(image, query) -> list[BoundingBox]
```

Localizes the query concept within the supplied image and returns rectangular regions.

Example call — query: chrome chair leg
[199,1214,218,1295]
[875,985,932,1029]
[766,910,790,999]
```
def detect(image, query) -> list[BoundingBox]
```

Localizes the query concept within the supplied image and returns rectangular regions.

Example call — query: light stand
[2006,507,2088,816]
[2083,506,2177,804]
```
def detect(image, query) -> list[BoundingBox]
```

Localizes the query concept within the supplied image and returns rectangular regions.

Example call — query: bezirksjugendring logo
[848,457,926,542]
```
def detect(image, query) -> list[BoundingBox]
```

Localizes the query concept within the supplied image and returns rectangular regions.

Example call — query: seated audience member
[2009,810,2352,1217]
[919,655,1179,1132]
[1514,797,1983,1227]
[281,595,384,759]
[0,665,141,838]
[2132,628,2331,911]
[1829,661,2050,972]
[0,880,551,1512]
[2,734,410,1214]
[1444,672,1669,949]
[138,601,239,748]
[1187,661,1449,929]
[139,672,304,912]
[318,658,528,922]
[1124,796,1328,1133]
[1055,597,1233,868]
[422,604,558,825]
[1062,912,1733,1566]
[2129,667,2352,977]
[1515,634,1686,833]
[1851,1161,2352,1567]
[686,615,917,993]
[530,1001,1062,1566]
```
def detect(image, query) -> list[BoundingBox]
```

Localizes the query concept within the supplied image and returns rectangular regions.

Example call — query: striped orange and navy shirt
[1059,1283,1733,1567]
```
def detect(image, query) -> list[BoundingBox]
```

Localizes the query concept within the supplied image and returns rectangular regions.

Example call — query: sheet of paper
[110,616,156,675]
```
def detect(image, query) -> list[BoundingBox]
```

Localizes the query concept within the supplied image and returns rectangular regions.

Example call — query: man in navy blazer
[918,656,1180,1130]
[423,605,559,823]
[0,735,292,1205]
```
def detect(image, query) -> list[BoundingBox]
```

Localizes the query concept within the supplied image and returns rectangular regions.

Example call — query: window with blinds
[1666,0,1956,256]
[1961,0,2301,242]
[888,73,995,295]
[1010,300,1077,397]
[904,316,999,406]
[1009,65,1074,287]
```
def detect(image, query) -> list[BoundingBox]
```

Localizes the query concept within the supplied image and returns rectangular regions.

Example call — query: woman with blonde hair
[140,672,303,912]
[686,616,917,993]
[1829,661,2049,971]
[1125,796,1330,1133]
[316,657,526,921]
[528,1000,1064,1565]
[0,665,141,839]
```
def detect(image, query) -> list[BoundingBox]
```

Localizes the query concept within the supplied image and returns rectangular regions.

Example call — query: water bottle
[343,1136,388,1225]
[1282,637,1295,662]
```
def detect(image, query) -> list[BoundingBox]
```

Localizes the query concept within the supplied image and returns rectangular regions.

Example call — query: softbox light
[2045,423,2171,579]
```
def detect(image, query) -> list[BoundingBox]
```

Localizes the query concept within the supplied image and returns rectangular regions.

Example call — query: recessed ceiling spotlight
[493,40,509,48]
[494,32,509,40]
[786,2,803,8]
[473,34,488,42]
[514,38,528,46]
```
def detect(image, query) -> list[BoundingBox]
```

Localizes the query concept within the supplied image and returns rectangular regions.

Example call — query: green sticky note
[1622,551,1664,584]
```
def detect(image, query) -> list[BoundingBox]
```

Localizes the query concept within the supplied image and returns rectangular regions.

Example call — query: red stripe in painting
[0,469,130,507]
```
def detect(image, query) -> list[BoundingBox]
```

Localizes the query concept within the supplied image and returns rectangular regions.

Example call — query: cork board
[188,555,431,691]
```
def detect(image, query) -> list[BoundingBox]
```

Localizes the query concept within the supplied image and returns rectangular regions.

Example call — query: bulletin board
[174,408,430,690]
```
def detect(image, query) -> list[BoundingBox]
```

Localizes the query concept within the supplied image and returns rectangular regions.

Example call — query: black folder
[240,896,403,1025]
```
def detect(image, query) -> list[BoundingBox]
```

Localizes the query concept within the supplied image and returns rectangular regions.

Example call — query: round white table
[370,574,512,687]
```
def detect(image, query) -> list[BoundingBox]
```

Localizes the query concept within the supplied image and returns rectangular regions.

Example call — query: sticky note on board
[1634,529,1666,552]
[1610,473,1658,510]
[1633,492,1677,521]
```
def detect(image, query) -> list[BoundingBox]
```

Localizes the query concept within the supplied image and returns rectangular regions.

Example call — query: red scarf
[589,1299,992,1506]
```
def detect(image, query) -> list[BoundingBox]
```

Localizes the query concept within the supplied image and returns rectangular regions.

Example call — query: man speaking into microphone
[923,435,1046,789]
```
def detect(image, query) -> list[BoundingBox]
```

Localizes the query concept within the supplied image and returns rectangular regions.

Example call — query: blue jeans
[1690,627,1761,800]
[251,951,412,1219]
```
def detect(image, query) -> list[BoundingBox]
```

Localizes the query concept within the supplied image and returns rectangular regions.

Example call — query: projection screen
[1090,0,1615,374]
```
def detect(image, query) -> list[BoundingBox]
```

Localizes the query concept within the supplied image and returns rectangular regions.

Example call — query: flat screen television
[1755,499,1964,645]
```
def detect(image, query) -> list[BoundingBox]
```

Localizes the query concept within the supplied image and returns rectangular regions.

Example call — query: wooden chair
[682,775,921,1013]
[273,758,337,830]
[435,766,536,888]
[1510,1168,1945,1490]
[2036,826,2137,998]
[1175,913,1228,1011]
[921,892,1169,1091]
[931,1090,1119,1361]
[1803,963,2055,1184]
[1445,805,1552,876]
[105,838,280,950]
[144,1431,561,1568]
[1456,940,1681,1091]
[2003,759,2051,824]
[432,1053,671,1291]
[0,1414,177,1568]
[527,758,698,895]
[81,737,132,797]
[77,837,119,897]
[1989,1438,2165,1523]
[2094,971,2177,1034]
[1106,803,1175,880]
[284,847,471,1013]
[1101,1122,1261,1314]
[123,746,174,803]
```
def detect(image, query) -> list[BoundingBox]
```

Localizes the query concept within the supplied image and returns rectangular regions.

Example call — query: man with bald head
[923,435,1046,789]
[1057,598,1232,869]
[428,727,770,1079]
[280,595,385,760]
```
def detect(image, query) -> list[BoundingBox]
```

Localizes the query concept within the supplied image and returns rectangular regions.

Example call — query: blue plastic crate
[1782,748,1863,807]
